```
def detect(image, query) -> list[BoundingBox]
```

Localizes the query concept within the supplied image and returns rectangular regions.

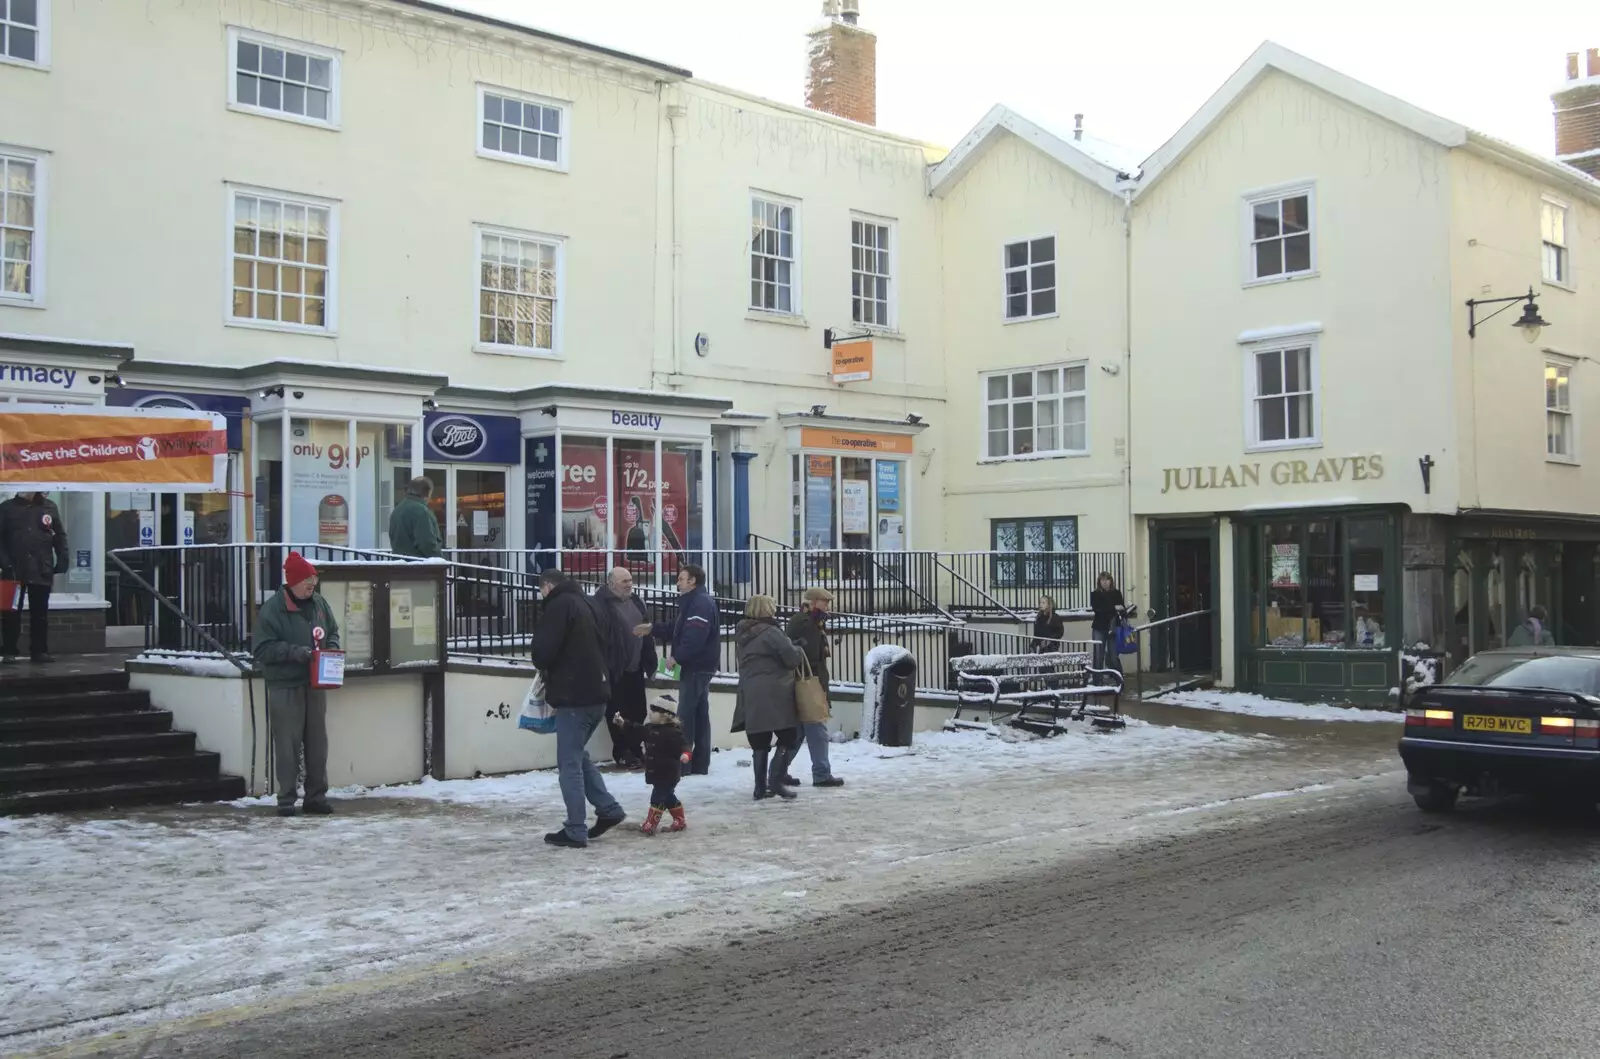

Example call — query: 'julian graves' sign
[1161,455,1384,494]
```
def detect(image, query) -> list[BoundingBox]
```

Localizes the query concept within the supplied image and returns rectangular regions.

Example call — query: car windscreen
[1445,655,1600,695]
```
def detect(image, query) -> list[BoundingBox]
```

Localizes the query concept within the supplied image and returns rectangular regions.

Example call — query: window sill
[746,310,809,329]
[1245,439,1322,455]
[1002,312,1060,326]
[226,318,338,338]
[1547,455,1581,467]
[1243,270,1320,289]
[475,147,569,174]
[978,451,1090,465]
[0,56,50,72]
[474,342,563,360]
[50,597,110,610]
[1542,278,1577,294]
[225,101,341,132]
[0,294,45,310]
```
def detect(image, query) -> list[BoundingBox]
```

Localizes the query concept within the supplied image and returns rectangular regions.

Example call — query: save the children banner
[0,404,228,491]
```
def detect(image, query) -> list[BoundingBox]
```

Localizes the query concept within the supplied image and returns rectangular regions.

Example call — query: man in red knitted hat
[252,552,341,817]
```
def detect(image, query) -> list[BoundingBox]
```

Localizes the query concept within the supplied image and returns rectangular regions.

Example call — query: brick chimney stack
[806,0,876,126]
[1553,48,1600,177]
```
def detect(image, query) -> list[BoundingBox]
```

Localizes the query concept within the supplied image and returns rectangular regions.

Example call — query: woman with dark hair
[1031,595,1065,653]
[1089,572,1127,670]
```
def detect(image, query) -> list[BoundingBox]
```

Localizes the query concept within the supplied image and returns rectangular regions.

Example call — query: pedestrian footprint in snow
[611,694,691,835]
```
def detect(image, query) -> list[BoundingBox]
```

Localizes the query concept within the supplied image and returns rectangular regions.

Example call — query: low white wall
[131,664,428,796]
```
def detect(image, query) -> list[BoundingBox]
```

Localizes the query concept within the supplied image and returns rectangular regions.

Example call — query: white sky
[461,0,1593,161]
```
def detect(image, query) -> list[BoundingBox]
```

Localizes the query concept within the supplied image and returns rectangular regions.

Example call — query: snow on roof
[930,104,1131,199]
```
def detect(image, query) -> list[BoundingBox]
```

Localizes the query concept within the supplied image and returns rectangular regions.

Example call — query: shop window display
[1252,515,1389,650]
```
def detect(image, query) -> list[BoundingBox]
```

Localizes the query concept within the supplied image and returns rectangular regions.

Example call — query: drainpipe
[666,98,688,387]
[1122,185,1136,602]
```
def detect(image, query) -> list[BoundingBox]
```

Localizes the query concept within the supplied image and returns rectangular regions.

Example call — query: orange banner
[0,408,227,488]
[800,428,914,455]
[830,339,873,383]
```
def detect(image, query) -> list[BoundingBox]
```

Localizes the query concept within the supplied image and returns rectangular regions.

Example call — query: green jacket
[253,588,342,688]
[388,496,442,558]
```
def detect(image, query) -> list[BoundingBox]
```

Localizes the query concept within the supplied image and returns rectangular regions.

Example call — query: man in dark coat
[643,564,720,776]
[388,476,442,558]
[0,491,68,663]
[785,586,844,788]
[252,552,341,817]
[602,566,655,767]
[529,569,625,848]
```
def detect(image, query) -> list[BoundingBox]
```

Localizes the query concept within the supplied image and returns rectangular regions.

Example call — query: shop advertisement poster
[875,460,901,513]
[71,549,92,585]
[523,436,557,575]
[841,479,869,534]
[804,456,834,550]
[1353,574,1379,592]
[1270,544,1301,588]
[344,582,373,663]
[556,442,692,567]
[289,422,374,549]
[878,515,905,552]
[137,509,156,547]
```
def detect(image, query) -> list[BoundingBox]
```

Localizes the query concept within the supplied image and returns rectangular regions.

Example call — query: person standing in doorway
[0,492,68,664]
[388,476,443,559]
[1090,572,1127,671]
[602,566,655,767]
[786,587,844,788]
[530,569,626,848]
[252,552,340,817]
[640,564,719,776]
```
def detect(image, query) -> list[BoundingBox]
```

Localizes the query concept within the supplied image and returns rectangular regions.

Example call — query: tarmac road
[66,777,1600,1059]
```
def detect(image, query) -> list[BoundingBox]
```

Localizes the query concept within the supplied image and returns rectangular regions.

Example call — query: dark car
[1399,647,1600,812]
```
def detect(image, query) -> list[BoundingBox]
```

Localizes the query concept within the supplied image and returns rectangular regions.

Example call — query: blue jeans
[554,704,623,843]
[679,669,715,774]
[803,720,834,782]
[650,782,681,810]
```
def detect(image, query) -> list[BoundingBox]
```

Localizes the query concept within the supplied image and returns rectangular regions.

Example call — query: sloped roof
[929,104,1131,198]
[1137,41,1600,203]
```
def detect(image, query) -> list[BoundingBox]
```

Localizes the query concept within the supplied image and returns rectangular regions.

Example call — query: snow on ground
[0,718,1395,1051]
[1157,689,1402,723]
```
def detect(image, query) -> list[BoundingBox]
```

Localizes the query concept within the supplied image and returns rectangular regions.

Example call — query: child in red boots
[612,694,690,835]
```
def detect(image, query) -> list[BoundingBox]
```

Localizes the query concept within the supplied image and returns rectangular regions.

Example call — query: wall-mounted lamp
[1466,286,1548,342]
[422,398,439,411]
[259,385,286,399]
[292,391,304,400]
[541,405,558,418]
[809,404,828,417]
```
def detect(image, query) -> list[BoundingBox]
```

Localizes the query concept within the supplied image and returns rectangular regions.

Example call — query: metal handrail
[933,553,1030,623]
[1133,609,1213,633]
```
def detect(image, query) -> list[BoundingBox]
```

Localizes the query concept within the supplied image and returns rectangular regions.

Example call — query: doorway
[1149,522,1217,676]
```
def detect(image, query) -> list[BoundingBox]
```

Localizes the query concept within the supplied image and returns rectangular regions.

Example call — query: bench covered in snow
[948,651,1125,734]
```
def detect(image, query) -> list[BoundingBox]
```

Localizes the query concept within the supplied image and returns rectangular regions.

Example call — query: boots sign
[1160,455,1384,494]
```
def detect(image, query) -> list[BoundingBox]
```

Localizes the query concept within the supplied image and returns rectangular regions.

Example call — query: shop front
[1446,513,1600,658]
[407,409,522,561]
[1233,506,1402,703]
[782,420,920,581]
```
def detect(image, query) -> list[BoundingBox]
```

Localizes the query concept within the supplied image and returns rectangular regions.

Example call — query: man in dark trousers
[602,566,655,767]
[388,476,442,558]
[530,569,626,848]
[0,491,68,663]
[252,552,341,817]
[640,564,719,775]
[786,586,844,787]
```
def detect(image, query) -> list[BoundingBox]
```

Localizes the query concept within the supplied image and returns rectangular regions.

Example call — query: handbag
[517,672,556,734]
[794,653,831,724]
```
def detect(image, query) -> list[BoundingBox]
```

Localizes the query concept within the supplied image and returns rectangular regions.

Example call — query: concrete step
[0,689,153,718]
[0,752,224,794]
[0,670,129,699]
[0,730,198,766]
[0,709,175,742]
[0,774,248,815]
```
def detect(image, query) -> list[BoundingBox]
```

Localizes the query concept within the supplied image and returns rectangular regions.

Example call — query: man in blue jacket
[639,563,720,775]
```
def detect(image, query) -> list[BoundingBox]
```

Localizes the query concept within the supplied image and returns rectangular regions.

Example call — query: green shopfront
[1233,506,1403,703]
[1447,514,1600,659]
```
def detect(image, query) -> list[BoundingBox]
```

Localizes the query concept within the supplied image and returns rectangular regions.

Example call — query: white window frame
[224,184,339,336]
[1242,181,1317,287]
[1542,197,1573,291]
[1243,336,1321,452]
[0,145,46,307]
[476,84,571,173]
[1546,357,1578,464]
[749,191,801,316]
[0,0,49,69]
[980,361,1089,462]
[850,212,896,331]
[226,27,341,130]
[1001,234,1058,322]
[472,224,565,359]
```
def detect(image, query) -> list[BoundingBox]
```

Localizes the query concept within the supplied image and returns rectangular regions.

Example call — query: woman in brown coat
[733,595,805,800]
